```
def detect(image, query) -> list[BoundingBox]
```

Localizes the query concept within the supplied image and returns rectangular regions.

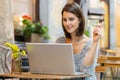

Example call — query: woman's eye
[69,18,74,21]
[63,18,74,21]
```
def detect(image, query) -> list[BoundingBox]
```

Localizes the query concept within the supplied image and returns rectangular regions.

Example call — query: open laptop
[26,43,84,75]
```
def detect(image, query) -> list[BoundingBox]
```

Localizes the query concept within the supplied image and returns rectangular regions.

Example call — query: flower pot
[31,33,43,43]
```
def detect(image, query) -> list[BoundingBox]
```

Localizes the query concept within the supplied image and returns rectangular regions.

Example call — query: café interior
[0,0,120,80]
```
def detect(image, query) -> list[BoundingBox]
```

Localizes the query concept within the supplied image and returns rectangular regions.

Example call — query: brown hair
[61,2,85,39]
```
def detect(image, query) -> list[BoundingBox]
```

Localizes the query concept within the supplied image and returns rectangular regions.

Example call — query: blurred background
[1,0,120,51]
[0,0,120,80]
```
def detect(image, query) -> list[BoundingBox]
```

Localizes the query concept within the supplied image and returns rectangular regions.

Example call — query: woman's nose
[66,20,70,25]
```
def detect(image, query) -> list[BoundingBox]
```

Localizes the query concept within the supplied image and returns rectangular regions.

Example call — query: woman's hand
[93,23,103,43]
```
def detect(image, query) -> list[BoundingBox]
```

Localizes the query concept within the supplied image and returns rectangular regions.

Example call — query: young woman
[56,2,102,80]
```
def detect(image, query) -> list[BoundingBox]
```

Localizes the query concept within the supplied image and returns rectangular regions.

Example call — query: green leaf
[84,29,89,37]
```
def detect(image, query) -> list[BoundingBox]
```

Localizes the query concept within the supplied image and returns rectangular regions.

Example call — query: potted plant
[22,15,50,42]
[4,42,26,74]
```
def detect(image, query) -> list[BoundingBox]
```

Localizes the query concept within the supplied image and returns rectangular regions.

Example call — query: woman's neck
[71,34,84,43]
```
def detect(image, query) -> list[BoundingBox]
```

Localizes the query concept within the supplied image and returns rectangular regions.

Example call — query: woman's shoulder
[55,36,66,43]
[83,35,92,47]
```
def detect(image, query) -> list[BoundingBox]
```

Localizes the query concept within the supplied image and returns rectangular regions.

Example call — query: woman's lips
[66,26,72,30]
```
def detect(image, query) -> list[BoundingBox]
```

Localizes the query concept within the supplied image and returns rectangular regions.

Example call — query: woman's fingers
[93,23,103,38]
[96,23,102,28]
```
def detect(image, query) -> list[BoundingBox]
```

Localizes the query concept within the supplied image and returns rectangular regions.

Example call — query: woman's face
[62,11,80,34]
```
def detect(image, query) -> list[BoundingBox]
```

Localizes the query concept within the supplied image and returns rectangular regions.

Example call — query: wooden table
[0,72,90,80]
[98,56,120,67]
[98,56,120,80]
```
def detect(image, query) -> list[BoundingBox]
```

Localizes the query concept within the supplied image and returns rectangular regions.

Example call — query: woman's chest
[72,41,87,54]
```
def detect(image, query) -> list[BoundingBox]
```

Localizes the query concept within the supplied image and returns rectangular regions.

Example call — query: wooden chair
[97,55,120,80]
[96,66,106,80]
[96,55,107,80]
[96,66,106,73]
[107,56,120,80]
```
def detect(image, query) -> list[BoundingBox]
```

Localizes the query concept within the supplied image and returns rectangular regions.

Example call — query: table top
[98,56,120,67]
[100,60,120,67]
[0,72,90,79]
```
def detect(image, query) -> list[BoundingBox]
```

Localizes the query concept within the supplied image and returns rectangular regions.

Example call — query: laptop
[26,43,84,75]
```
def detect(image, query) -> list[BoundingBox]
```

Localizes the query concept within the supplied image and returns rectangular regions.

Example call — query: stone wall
[0,0,14,44]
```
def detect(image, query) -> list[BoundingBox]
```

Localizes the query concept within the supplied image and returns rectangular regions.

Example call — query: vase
[11,58,22,74]
[31,33,43,43]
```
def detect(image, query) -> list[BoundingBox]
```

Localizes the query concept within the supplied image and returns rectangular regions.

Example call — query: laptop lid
[26,43,78,75]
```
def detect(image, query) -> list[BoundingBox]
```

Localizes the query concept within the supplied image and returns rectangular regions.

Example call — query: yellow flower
[12,44,20,52]
[4,42,26,59]
[21,51,26,56]
[12,52,19,59]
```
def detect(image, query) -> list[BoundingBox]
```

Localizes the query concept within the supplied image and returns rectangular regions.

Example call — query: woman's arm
[83,41,99,66]
[83,24,102,66]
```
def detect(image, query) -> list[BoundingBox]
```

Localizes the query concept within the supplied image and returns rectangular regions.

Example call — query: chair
[96,55,107,80]
[107,56,120,80]
[96,66,106,80]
